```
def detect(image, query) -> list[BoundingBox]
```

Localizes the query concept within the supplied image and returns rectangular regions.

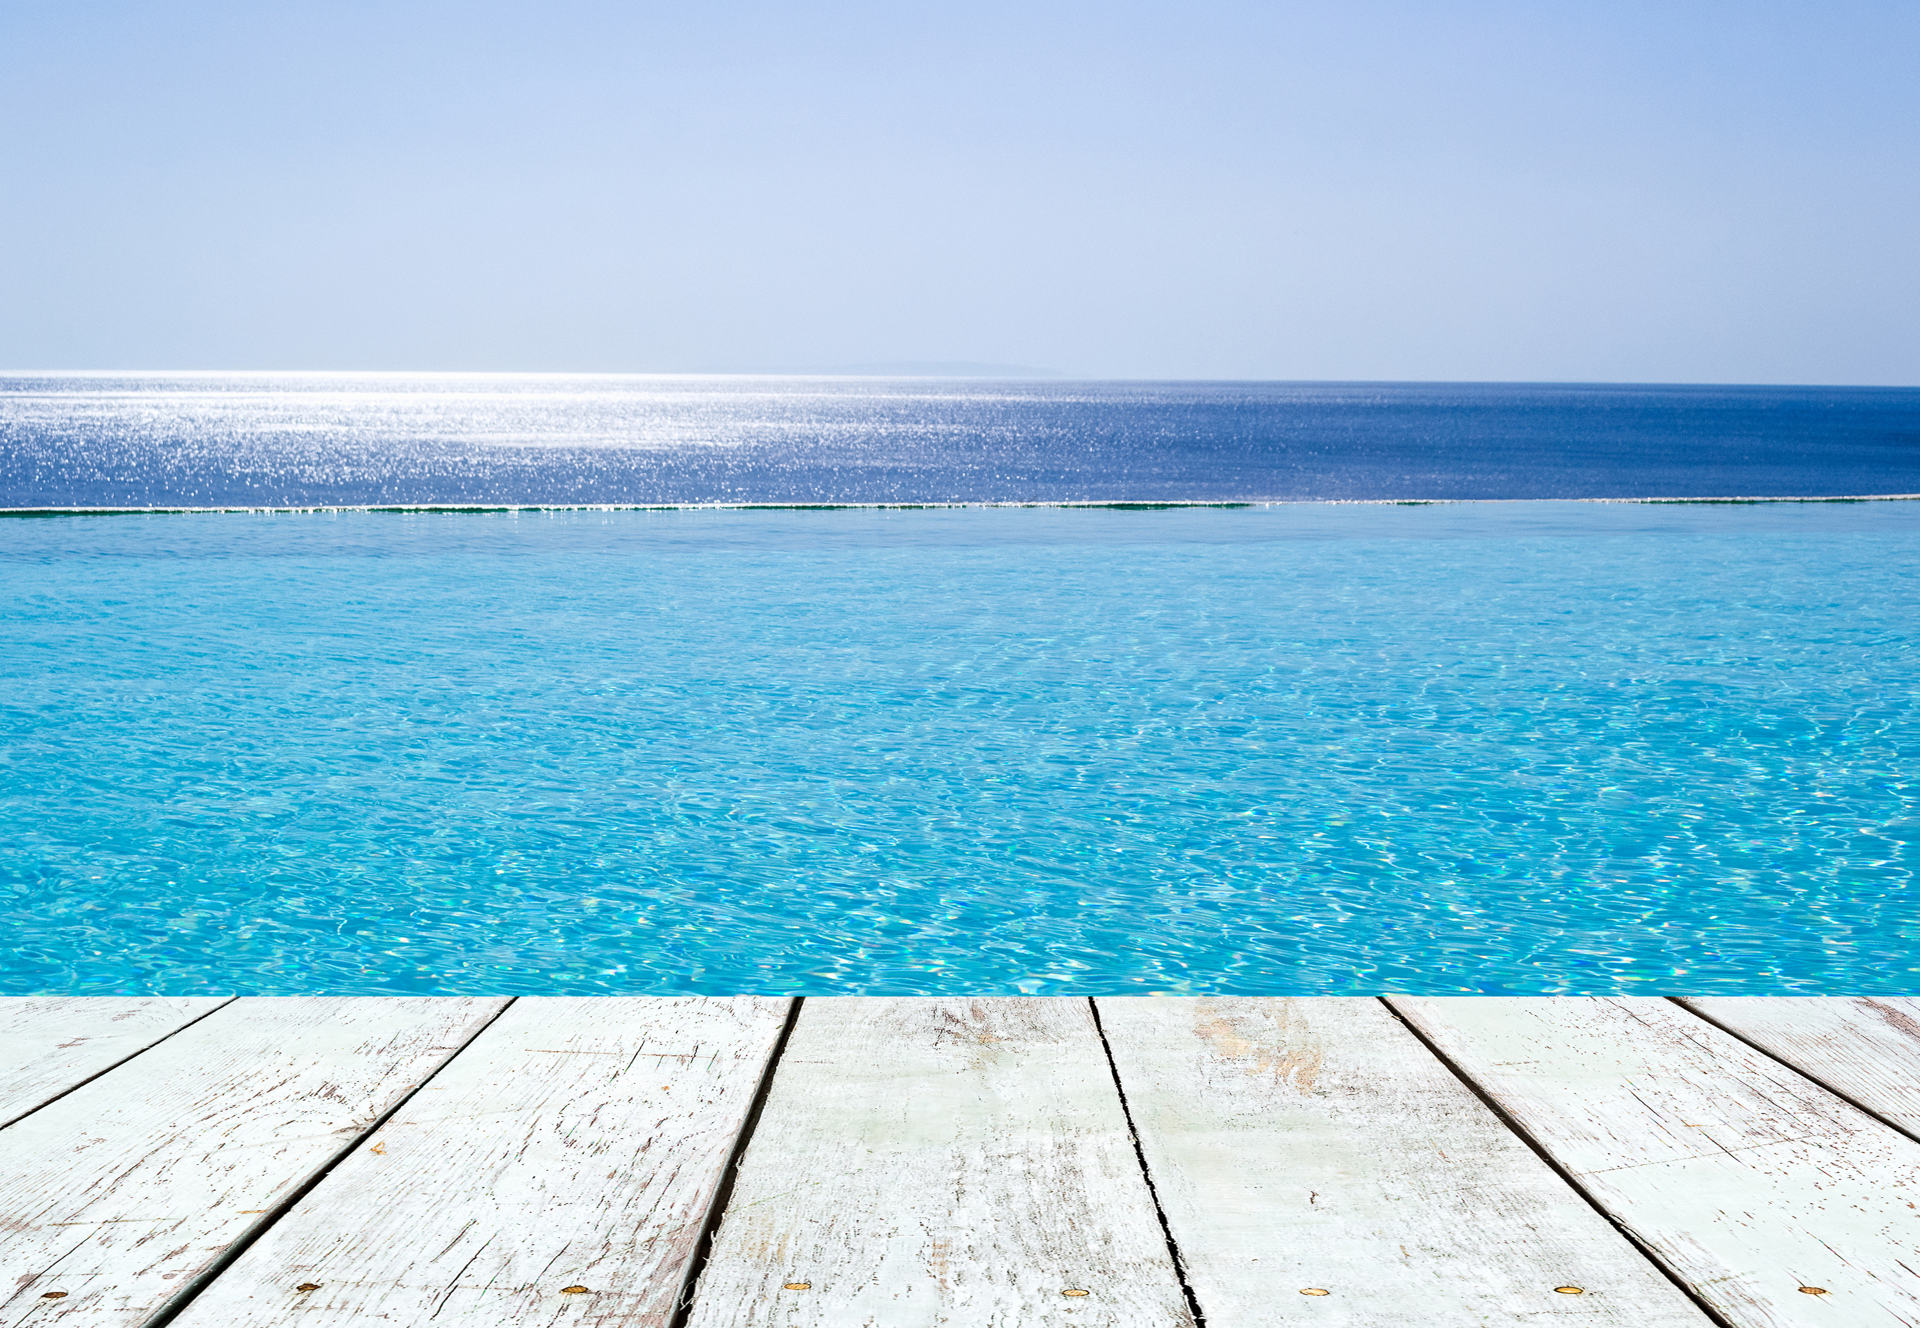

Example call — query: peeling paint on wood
[1389,996,1920,1328]
[3,997,1917,1328]
[684,998,1194,1328]
[0,997,231,1128]
[1097,997,1713,1326]
[1679,997,1920,1138]
[0,997,504,1324]
[168,997,791,1328]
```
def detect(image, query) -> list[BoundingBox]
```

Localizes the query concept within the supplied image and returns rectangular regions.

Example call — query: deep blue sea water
[3,500,1915,994]
[4,375,1918,506]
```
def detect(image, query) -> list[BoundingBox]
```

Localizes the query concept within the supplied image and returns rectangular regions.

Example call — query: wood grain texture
[0,996,505,1325]
[1679,997,1920,1138]
[0,997,231,1128]
[1096,997,1711,1326]
[170,997,792,1328]
[1389,996,1920,1328]
[684,998,1194,1328]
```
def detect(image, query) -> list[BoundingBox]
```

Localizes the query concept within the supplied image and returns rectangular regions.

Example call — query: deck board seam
[1667,997,1920,1148]
[1375,997,1741,1328]
[1087,996,1209,1328]
[665,995,804,1328]
[140,996,521,1328]
[0,996,241,1134]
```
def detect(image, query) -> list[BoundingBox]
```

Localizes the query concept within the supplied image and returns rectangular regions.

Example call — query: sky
[2,0,1916,382]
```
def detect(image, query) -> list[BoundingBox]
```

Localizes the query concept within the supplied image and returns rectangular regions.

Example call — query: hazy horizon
[4,1,1917,385]
[7,370,1920,389]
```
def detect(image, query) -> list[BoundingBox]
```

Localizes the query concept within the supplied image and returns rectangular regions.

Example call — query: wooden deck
[2,998,1917,1326]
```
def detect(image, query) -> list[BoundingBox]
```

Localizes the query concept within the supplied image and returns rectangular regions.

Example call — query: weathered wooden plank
[1389,996,1920,1328]
[170,996,792,1328]
[1678,997,1920,1138]
[0,997,231,1128]
[684,997,1194,1328]
[1096,997,1711,1326]
[0,996,505,1324]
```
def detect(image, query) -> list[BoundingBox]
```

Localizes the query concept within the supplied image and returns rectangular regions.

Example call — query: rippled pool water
[3,502,1915,993]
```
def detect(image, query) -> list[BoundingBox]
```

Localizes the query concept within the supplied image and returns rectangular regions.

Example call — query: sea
[3,375,1917,993]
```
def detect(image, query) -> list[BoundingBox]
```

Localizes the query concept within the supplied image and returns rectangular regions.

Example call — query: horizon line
[2,369,1919,391]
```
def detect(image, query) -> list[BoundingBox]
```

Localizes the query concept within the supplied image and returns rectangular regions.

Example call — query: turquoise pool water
[3,502,1915,993]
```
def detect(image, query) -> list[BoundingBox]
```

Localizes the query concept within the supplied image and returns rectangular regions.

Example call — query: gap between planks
[1390,997,1920,1327]
[1671,996,1920,1145]
[681,997,1199,1328]
[0,998,512,1325]
[161,998,798,1328]
[0,996,237,1132]
[1087,996,1210,1328]
[146,997,521,1328]
[665,996,807,1328]
[1374,997,1744,1328]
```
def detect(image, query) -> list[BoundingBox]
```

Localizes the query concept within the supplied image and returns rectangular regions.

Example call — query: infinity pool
[3,502,1915,993]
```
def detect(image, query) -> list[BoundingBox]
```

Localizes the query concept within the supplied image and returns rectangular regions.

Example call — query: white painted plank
[0,997,231,1128]
[1097,997,1711,1326]
[1389,996,1920,1328]
[1679,998,1920,1137]
[0,996,505,1325]
[685,997,1194,1328]
[170,996,791,1328]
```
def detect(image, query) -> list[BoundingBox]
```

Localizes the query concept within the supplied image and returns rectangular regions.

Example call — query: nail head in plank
[1678,997,1920,1139]
[0,997,230,1128]
[169,996,791,1328]
[1390,996,1920,1328]
[0,996,506,1324]
[1097,997,1712,1326]
[684,997,1196,1328]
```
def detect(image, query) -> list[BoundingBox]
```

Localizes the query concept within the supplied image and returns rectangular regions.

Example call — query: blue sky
[2,1,1915,381]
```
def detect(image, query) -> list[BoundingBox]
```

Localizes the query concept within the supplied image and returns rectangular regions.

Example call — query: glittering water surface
[3,503,1915,993]
[4,374,1919,506]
